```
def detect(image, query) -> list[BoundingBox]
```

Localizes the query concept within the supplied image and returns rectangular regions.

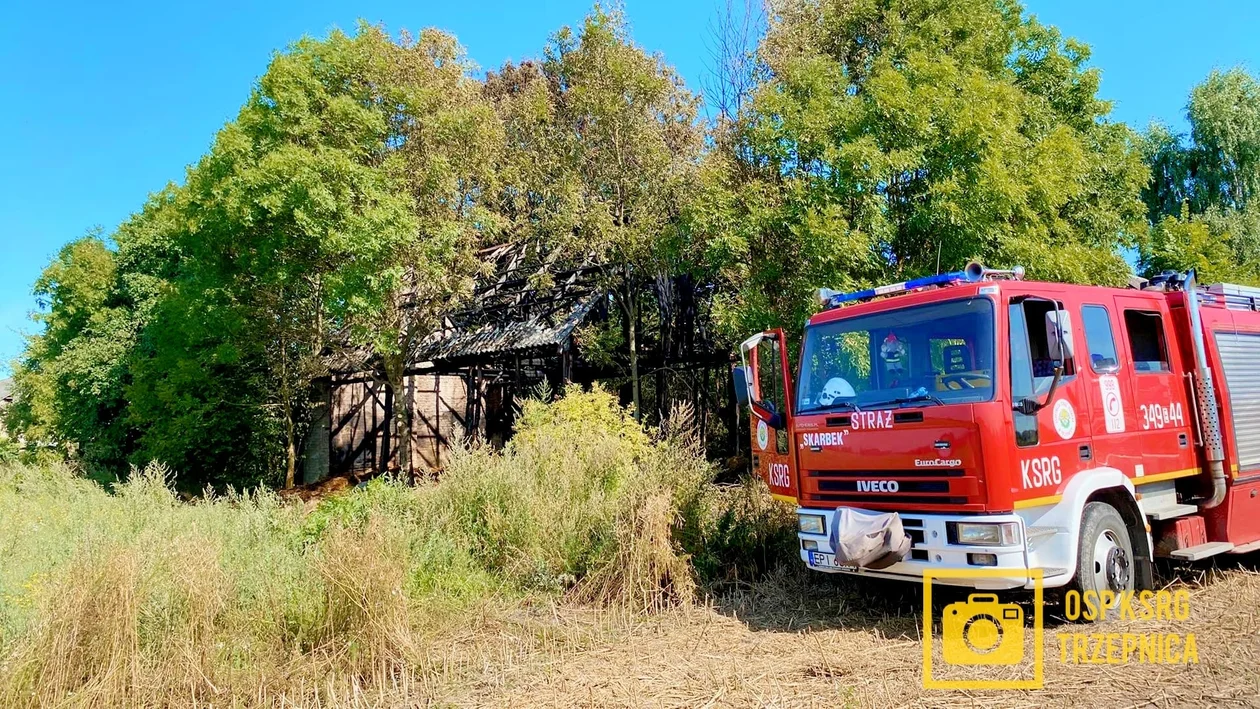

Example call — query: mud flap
[829,507,911,570]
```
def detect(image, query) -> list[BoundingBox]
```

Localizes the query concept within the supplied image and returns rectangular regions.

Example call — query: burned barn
[300,241,736,483]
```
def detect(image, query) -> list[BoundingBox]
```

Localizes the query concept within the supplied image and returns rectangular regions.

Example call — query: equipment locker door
[1114,296,1197,481]
[739,330,799,503]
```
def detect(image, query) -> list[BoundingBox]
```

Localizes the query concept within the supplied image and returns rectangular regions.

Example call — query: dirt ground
[436,557,1260,708]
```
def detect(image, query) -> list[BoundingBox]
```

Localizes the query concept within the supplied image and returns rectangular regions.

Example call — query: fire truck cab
[735,265,1260,596]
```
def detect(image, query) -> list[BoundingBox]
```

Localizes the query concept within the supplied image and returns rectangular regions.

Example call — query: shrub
[0,388,794,706]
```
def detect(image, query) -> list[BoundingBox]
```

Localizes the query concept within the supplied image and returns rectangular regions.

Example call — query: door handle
[1078,444,1092,461]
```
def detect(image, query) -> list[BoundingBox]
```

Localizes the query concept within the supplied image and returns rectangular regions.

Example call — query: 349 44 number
[1139,402,1184,430]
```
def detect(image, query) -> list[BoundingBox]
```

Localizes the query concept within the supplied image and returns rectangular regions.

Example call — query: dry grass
[0,389,793,707]
[8,530,1253,708]
[3,388,1254,706]
[442,562,1260,708]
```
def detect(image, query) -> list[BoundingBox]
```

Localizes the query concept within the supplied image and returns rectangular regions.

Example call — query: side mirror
[1014,298,1069,416]
[732,366,751,406]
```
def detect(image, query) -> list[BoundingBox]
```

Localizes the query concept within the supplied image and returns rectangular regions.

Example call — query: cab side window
[1123,310,1170,373]
[755,339,783,410]
[754,337,790,454]
[1008,303,1039,447]
[1009,298,1074,447]
[1021,299,1075,385]
[1081,305,1120,373]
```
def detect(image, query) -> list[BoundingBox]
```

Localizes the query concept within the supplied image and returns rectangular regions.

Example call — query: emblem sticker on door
[1053,399,1077,440]
[756,420,769,450]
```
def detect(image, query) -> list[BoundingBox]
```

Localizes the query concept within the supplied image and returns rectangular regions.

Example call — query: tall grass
[0,389,794,707]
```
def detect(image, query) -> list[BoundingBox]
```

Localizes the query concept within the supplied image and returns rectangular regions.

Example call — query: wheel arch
[1020,467,1153,590]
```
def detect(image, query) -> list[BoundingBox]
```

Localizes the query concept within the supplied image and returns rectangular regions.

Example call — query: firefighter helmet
[818,377,856,406]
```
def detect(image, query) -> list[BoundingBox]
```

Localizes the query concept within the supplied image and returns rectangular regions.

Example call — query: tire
[1068,501,1134,622]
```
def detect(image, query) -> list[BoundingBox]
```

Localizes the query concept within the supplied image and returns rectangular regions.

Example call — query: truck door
[1114,296,1197,480]
[739,330,799,503]
[1008,296,1094,502]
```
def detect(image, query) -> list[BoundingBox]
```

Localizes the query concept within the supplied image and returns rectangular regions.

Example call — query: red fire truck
[734,264,1260,597]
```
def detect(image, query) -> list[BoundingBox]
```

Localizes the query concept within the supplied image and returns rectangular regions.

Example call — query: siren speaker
[964,262,985,282]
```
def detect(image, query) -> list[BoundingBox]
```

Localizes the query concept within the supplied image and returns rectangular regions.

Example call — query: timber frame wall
[303,371,502,482]
[299,242,740,483]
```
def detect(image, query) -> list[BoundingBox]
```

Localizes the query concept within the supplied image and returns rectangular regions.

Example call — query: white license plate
[807,551,853,570]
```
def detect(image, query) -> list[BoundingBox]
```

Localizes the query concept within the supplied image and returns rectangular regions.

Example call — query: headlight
[798,514,826,535]
[949,521,1020,546]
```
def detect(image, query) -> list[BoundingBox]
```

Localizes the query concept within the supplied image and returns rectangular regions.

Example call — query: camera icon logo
[922,569,1043,690]
[941,593,1025,665]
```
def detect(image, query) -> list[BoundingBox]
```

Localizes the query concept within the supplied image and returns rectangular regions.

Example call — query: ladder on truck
[1205,282,1260,311]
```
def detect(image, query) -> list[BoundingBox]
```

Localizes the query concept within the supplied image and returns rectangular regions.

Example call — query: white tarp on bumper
[828,507,911,569]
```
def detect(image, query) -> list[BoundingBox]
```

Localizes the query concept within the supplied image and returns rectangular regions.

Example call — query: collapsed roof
[414,241,604,367]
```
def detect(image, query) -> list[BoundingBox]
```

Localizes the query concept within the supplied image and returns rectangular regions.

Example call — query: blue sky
[1,0,1257,372]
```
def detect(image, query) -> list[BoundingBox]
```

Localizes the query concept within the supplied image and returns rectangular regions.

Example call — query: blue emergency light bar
[816,263,1023,310]
[819,270,974,309]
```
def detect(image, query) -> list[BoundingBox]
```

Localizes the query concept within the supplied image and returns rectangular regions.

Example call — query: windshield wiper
[799,400,861,414]
[867,391,945,408]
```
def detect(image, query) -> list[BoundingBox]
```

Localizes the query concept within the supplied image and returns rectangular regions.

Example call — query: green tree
[351,28,503,478]
[6,186,187,476]
[1141,205,1251,284]
[165,27,420,487]
[11,25,498,487]
[698,0,1148,339]
[5,235,130,472]
[1189,68,1260,212]
[1140,122,1193,223]
[487,5,703,419]
[126,282,283,488]
[1139,67,1260,283]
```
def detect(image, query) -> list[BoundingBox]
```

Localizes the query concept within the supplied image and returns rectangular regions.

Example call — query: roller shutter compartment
[1215,331,1260,471]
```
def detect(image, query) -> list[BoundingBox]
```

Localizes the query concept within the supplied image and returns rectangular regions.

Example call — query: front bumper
[797,507,1071,590]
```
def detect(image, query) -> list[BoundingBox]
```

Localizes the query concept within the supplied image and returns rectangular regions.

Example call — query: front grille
[800,469,979,509]
[817,479,950,493]
[806,468,967,479]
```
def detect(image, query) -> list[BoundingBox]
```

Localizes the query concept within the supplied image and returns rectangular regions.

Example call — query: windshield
[797,297,996,413]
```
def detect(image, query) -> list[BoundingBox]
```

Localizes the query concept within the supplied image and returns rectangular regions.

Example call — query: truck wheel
[1069,502,1134,621]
